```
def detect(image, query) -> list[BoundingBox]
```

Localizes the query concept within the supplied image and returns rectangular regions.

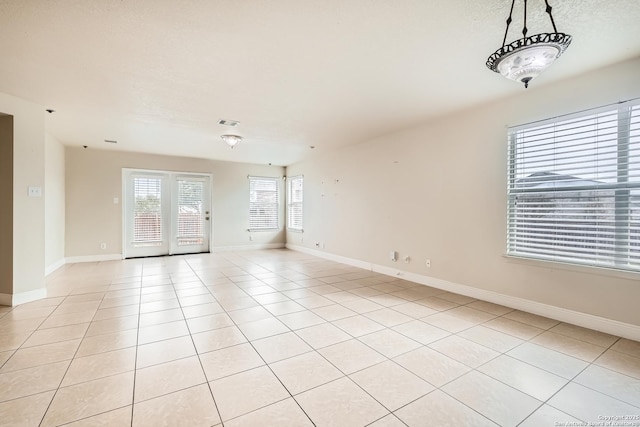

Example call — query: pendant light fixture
[486,0,572,88]
[221,134,242,148]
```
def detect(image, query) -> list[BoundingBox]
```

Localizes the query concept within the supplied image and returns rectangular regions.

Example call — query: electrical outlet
[28,186,42,197]
[100,243,107,250]
[425,259,431,268]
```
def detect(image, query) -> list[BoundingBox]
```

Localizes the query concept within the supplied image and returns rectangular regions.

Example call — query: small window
[507,99,640,272]
[287,176,303,231]
[249,176,279,231]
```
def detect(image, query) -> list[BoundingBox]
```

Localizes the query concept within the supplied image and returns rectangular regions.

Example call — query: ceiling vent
[218,119,240,127]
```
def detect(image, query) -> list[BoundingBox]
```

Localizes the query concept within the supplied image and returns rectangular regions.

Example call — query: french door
[123,169,211,258]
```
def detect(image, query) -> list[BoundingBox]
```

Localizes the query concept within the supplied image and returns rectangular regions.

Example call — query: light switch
[113,197,119,204]
[28,186,42,197]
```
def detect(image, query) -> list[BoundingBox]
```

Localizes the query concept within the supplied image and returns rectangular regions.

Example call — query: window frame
[506,99,640,273]
[286,175,304,232]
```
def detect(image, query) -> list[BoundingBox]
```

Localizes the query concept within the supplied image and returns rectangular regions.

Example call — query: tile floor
[0,249,639,426]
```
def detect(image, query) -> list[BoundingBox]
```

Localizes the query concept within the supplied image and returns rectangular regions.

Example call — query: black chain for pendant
[544,0,559,32]
[502,0,561,47]
[502,0,516,47]
[522,0,528,38]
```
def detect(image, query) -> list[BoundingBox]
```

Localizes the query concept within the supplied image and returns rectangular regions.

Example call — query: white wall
[0,91,46,304]
[65,147,286,258]
[287,57,640,329]
[45,133,65,273]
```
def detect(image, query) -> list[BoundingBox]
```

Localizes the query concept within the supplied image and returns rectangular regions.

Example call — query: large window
[287,175,303,231]
[249,176,279,231]
[507,99,640,272]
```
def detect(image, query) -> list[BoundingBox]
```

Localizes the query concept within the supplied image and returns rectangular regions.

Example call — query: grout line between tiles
[128,266,144,427]
[34,281,112,426]
[1,251,637,426]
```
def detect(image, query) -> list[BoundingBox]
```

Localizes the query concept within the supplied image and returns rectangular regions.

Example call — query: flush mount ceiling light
[221,134,242,148]
[486,0,572,88]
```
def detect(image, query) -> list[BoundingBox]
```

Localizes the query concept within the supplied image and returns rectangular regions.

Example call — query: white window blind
[507,99,640,272]
[287,176,303,231]
[176,179,204,246]
[249,176,279,230]
[133,177,163,246]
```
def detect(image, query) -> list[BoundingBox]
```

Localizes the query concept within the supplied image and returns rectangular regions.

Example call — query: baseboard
[212,243,286,252]
[65,254,123,264]
[64,245,287,261]
[286,244,640,342]
[0,287,48,307]
[286,244,372,270]
[45,258,66,276]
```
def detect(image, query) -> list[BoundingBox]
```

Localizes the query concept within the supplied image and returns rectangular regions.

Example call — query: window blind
[287,176,303,231]
[249,176,279,230]
[176,179,204,246]
[133,177,163,246]
[507,99,640,271]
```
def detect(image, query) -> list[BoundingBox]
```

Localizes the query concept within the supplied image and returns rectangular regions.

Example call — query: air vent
[218,119,240,127]
[104,139,118,144]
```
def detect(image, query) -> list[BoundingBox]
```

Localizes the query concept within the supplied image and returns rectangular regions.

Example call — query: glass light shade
[221,134,242,147]
[496,45,560,87]
[487,33,572,88]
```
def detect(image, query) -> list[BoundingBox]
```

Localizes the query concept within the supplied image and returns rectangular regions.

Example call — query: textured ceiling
[1,0,640,166]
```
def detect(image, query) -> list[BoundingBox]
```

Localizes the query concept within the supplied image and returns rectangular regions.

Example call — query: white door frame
[122,168,213,259]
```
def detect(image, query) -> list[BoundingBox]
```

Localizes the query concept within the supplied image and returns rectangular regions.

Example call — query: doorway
[123,169,211,258]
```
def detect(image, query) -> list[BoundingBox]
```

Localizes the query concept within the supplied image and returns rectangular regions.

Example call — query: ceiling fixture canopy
[486,0,572,88]
[221,134,242,148]
[218,119,240,127]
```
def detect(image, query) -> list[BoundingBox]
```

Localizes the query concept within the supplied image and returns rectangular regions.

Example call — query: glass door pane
[171,176,210,255]
[133,177,163,246]
[124,172,170,258]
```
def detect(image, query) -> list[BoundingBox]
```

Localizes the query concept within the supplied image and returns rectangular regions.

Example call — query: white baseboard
[63,245,286,262]
[0,287,48,307]
[65,254,123,264]
[212,243,286,252]
[286,244,640,342]
[286,244,372,270]
[0,293,10,306]
[45,258,66,276]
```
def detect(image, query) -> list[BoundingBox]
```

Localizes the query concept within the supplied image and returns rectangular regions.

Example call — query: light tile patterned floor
[1,249,639,426]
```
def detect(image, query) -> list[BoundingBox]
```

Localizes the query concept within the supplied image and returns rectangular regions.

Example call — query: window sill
[503,254,640,281]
